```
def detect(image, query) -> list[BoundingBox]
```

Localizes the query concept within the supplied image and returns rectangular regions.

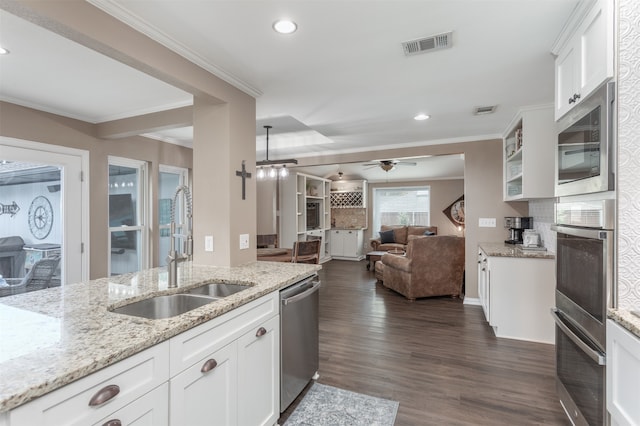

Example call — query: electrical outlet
[239,234,250,250]
[479,217,497,227]
[205,235,214,252]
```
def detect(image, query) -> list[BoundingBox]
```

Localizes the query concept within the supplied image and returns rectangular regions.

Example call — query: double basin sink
[111,283,249,320]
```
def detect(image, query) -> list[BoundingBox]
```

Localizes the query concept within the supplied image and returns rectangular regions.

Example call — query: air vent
[474,105,497,115]
[402,31,453,56]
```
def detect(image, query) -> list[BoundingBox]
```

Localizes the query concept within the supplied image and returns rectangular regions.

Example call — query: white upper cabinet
[553,0,614,120]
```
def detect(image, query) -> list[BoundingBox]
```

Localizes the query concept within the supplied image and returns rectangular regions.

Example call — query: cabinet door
[93,383,168,426]
[169,343,237,426]
[555,43,578,119]
[329,231,343,257]
[607,320,640,426]
[579,0,612,100]
[237,315,280,426]
[343,231,358,257]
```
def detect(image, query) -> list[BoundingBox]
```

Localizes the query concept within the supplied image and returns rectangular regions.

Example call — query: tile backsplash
[331,208,367,229]
[528,198,556,253]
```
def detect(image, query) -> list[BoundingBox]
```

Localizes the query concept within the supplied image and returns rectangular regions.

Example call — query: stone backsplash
[331,208,367,229]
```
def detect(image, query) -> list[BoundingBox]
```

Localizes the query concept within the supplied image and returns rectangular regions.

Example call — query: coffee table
[365,251,387,270]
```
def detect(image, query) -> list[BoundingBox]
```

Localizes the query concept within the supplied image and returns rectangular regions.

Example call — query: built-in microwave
[555,81,615,197]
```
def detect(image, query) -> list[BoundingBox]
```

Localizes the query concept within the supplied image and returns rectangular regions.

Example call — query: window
[372,186,430,232]
[158,165,189,266]
[108,157,147,276]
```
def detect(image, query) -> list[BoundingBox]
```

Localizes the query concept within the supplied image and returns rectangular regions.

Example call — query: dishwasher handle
[282,280,321,306]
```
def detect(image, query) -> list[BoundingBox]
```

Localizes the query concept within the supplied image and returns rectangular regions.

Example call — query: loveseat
[370,225,437,252]
[381,235,465,300]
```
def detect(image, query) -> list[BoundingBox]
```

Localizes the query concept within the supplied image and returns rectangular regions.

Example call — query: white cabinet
[329,229,364,260]
[95,383,169,426]
[607,319,640,426]
[237,315,280,426]
[553,0,614,120]
[503,106,555,201]
[280,173,331,262]
[477,250,490,321]
[169,292,280,426]
[169,343,237,426]
[10,341,170,426]
[478,247,555,344]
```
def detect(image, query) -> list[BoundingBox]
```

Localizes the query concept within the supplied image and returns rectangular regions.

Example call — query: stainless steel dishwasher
[280,274,321,412]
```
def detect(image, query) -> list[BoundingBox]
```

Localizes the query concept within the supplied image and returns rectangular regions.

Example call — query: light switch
[205,235,214,252]
[479,218,497,227]
[239,234,250,250]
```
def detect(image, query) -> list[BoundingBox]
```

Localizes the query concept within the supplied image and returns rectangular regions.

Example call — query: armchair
[381,236,464,300]
[0,256,61,298]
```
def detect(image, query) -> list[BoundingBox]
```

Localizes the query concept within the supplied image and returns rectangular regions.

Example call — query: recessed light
[273,19,297,34]
[0,46,10,55]
[414,113,430,121]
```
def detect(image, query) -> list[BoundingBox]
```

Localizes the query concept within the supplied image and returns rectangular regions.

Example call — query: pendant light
[256,125,298,180]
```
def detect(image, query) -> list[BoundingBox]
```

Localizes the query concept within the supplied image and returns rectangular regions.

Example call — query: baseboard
[463,297,481,306]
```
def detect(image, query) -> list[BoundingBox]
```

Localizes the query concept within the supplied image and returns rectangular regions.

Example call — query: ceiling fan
[362,160,417,172]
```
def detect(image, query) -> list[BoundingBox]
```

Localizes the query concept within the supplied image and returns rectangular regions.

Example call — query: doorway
[0,137,88,287]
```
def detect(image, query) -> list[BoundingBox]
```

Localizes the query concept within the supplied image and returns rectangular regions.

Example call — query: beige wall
[257,179,278,235]
[0,101,192,279]
[365,179,465,242]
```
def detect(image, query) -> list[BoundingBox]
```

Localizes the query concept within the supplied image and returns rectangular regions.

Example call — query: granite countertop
[0,261,319,413]
[608,308,640,339]
[479,242,555,259]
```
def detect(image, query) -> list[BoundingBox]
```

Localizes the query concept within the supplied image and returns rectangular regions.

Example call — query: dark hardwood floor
[280,259,570,425]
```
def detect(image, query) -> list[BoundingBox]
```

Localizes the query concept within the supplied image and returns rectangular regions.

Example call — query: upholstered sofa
[370,225,437,252]
[381,235,465,300]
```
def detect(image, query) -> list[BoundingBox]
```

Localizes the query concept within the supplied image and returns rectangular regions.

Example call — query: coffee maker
[504,217,533,244]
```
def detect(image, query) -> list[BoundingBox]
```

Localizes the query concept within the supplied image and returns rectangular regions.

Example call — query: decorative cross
[235,160,252,200]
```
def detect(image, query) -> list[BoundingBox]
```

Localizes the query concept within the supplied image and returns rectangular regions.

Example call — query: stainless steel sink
[185,283,249,298]
[111,294,216,319]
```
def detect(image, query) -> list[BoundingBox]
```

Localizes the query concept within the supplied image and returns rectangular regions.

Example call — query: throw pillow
[424,230,435,236]
[379,229,395,244]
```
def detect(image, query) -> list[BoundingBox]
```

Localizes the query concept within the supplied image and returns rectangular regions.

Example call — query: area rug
[284,382,399,426]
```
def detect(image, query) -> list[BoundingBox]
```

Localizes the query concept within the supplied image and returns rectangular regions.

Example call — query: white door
[0,138,87,285]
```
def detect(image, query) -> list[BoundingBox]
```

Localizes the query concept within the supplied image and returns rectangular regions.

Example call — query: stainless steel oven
[556,81,615,197]
[551,197,614,426]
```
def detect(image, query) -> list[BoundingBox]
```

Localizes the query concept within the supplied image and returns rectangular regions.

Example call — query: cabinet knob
[256,327,267,337]
[201,358,218,373]
[89,384,120,406]
[102,420,122,426]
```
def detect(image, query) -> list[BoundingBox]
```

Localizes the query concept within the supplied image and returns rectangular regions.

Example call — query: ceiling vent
[402,31,453,56]
[473,105,497,115]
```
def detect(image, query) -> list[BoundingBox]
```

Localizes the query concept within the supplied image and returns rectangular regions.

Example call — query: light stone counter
[0,261,319,413]
[608,308,640,339]
[479,242,556,259]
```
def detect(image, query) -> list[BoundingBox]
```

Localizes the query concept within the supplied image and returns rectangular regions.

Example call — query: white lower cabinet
[329,229,364,260]
[607,319,640,426]
[94,383,169,426]
[478,248,555,344]
[237,315,280,426]
[8,292,280,426]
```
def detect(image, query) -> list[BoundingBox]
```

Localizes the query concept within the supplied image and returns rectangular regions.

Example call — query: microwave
[555,81,615,197]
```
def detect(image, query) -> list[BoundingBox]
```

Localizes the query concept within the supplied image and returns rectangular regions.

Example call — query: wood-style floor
[280,259,570,426]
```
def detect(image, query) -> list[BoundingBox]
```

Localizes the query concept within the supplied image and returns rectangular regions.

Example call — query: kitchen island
[0,261,319,421]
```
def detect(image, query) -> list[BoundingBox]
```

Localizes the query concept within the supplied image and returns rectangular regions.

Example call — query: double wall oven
[552,81,616,426]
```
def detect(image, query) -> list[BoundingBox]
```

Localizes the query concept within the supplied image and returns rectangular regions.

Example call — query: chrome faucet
[167,185,193,288]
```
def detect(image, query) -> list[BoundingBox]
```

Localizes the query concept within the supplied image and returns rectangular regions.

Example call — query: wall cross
[235,160,252,200]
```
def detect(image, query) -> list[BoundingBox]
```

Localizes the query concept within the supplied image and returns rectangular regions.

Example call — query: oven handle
[551,224,611,240]
[551,308,606,365]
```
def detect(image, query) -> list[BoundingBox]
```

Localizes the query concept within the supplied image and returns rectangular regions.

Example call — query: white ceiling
[0,1,578,180]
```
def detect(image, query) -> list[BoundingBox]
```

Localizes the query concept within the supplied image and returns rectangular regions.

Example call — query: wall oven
[556,81,615,197]
[551,197,614,426]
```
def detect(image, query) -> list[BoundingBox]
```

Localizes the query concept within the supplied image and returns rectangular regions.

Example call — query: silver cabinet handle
[256,327,267,337]
[201,358,218,373]
[102,420,122,426]
[89,384,120,406]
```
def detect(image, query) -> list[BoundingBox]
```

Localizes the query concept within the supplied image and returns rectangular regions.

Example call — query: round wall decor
[28,195,54,239]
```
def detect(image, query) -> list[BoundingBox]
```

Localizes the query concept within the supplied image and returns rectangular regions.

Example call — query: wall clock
[443,195,465,227]
[28,196,54,239]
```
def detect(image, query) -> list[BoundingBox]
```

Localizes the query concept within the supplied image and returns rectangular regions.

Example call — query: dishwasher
[280,274,321,412]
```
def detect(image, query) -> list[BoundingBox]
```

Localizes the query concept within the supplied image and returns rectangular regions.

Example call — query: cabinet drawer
[10,341,169,426]
[93,382,169,426]
[169,292,278,376]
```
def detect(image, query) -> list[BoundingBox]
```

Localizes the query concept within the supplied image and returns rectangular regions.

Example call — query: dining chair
[0,256,61,297]
[292,240,321,264]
